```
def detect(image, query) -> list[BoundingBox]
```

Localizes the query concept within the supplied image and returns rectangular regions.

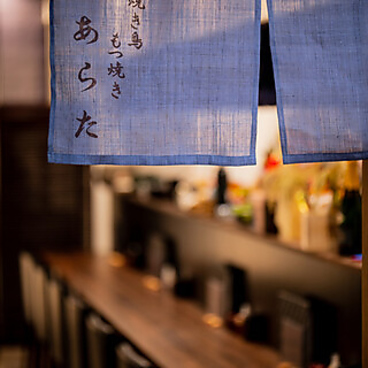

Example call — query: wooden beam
[363,160,368,366]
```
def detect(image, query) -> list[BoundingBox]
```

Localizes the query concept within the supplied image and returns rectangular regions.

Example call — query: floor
[0,346,28,368]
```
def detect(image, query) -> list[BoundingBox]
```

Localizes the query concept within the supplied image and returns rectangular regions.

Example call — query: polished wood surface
[42,252,280,368]
[362,160,368,366]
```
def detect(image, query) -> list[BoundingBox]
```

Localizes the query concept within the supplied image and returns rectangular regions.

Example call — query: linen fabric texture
[267,0,368,164]
[49,0,368,166]
[48,0,261,166]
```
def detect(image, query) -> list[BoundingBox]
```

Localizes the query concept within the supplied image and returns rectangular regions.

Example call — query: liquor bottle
[339,161,362,255]
[215,167,233,219]
[216,167,227,205]
[328,353,341,368]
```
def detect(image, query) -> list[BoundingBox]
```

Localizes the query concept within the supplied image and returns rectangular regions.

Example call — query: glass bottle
[338,161,362,256]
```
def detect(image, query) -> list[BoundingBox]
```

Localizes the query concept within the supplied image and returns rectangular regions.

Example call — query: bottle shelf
[121,194,361,272]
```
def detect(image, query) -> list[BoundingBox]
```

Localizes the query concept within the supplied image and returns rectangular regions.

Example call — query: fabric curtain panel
[48,0,261,166]
[267,0,368,164]
[48,0,368,166]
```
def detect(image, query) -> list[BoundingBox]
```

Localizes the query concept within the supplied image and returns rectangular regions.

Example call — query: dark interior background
[0,106,90,343]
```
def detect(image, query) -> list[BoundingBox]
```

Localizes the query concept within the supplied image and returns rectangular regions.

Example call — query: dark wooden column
[0,106,90,342]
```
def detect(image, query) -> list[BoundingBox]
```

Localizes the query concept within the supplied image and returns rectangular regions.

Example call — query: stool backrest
[116,343,153,368]
[19,252,34,325]
[47,277,65,366]
[64,294,87,368]
[19,252,48,342]
[33,265,48,342]
[86,313,115,368]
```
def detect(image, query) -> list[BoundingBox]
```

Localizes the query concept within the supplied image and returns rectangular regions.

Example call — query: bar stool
[19,252,50,368]
[85,313,116,368]
[33,264,48,343]
[19,252,38,368]
[46,276,65,368]
[64,293,88,368]
[19,252,34,330]
[115,343,153,368]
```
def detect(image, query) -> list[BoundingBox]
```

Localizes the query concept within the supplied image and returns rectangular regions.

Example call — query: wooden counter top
[42,252,280,368]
